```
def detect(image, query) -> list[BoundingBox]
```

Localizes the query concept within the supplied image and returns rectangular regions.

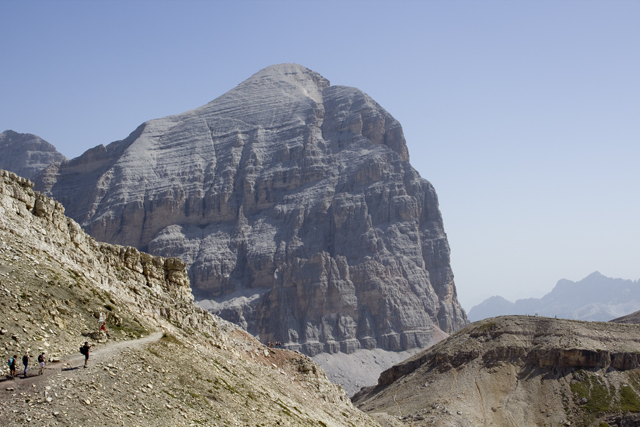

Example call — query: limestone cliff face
[36,64,467,354]
[0,130,67,180]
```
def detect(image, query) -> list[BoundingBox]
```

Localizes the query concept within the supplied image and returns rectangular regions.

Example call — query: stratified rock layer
[36,64,467,354]
[353,316,640,427]
[0,130,67,180]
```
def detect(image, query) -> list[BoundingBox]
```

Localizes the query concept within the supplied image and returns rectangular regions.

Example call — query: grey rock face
[36,64,467,354]
[0,130,67,180]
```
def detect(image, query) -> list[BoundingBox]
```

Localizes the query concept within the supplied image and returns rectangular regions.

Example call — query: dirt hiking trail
[1,332,163,395]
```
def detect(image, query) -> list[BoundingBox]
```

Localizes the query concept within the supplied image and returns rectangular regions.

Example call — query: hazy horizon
[2,0,639,312]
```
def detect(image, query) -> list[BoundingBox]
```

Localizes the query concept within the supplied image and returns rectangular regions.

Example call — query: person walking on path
[100,322,110,338]
[7,355,17,378]
[81,342,92,368]
[37,352,45,375]
[22,352,30,378]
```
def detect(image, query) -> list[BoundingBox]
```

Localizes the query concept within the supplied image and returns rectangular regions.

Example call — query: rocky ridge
[0,130,67,181]
[353,315,640,427]
[611,310,640,325]
[34,63,467,355]
[0,168,378,426]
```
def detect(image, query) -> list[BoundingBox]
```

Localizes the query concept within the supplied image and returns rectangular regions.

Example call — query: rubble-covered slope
[0,169,378,427]
[353,315,640,427]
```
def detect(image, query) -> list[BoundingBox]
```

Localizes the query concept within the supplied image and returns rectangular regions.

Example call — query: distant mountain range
[468,271,640,322]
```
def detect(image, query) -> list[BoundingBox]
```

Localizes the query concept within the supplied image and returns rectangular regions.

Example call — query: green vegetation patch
[620,385,640,412]
[571,374,614,413]
[571,372,640,416]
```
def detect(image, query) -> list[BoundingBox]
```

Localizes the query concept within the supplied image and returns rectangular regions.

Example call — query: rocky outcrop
[0,130,67,180]
[0,169,206,334]
[354,315,640,427]
[35,63,467,354]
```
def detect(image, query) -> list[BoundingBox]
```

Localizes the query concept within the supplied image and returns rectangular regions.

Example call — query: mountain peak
[193,63,331,123]
[35,64,465,363]
[248,63,330,87]
[0,130,67,180]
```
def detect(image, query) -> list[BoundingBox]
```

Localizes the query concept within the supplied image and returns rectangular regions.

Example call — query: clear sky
[1,0,639,310]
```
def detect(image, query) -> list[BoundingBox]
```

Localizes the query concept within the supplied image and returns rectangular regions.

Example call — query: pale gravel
[313,347,421,397]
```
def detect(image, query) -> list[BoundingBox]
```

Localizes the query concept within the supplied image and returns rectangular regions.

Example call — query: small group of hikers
[268,341,282,348]
[7,342,93,379]
[6,352,46,379]
[5,321,105,379]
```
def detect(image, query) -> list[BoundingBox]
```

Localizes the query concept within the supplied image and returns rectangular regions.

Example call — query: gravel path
[0,333,163,396]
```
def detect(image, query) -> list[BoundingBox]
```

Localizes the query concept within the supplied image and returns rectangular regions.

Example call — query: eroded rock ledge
[366,315,640,391]
[353,316,640,427]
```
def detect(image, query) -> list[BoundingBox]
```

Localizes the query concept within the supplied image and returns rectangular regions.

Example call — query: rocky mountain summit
[354,315,640,427]
[0,169,378,426]
[33,63,467,355]
[468,272,640,322]
[0,130,67,180]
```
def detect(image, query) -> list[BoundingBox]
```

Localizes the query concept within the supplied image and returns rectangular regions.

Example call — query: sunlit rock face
[36,64,467,354]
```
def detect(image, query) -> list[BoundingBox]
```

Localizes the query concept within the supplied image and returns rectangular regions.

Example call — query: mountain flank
[611,310,640,325]
[353,315,640,427]
[0,130,67,180]
[0,169,378,426]
[468,272,640,322]
[25,63,466,358]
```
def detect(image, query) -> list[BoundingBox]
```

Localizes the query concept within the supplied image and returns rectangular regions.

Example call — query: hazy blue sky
[1,0,639,310]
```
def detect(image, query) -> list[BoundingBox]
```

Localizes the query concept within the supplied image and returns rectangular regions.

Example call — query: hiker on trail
[22,352,30,378]
[38,352,45,375]
[7,355,17,378]
[81,342,92,368]
[100,322,110,338]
